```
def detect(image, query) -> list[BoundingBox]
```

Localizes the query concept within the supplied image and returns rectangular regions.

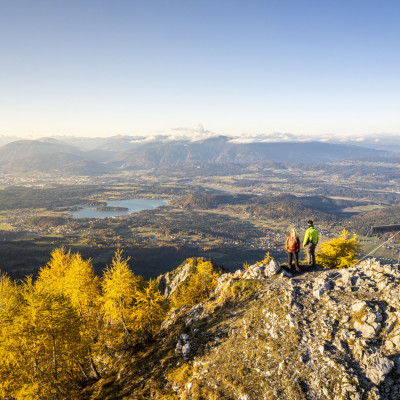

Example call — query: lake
[70,198,168,219]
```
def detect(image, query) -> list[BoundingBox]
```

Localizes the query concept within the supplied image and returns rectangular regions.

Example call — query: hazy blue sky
[1,0,399,138]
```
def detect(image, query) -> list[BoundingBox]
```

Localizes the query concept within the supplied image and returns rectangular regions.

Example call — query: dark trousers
[287,251,299,270]
[306,244,317,266]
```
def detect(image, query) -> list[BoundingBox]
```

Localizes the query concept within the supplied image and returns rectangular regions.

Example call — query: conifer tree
[0,278,84,399]
[36,248,102,380]
[36,247,73,294]
[131,278,168,340]
[0,273,19,324]
[0,273,22,397]
[316,229,361,268]
[101,249,142,342]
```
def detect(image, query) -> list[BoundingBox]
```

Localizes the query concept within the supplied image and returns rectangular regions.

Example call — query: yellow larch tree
[36,247,102,380]
[101,249,143,344]
[130,278,168,341]
[0,273,22,397]
[36,247,73,294]
[0,277,84,399]
[316,229,362,269]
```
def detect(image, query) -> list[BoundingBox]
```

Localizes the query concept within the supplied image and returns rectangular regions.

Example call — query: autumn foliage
[316,229,361,269]
[0,249,220,399]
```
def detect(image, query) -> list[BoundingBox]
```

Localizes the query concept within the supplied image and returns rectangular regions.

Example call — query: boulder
[264,260,281,277]
[362,352,394,385]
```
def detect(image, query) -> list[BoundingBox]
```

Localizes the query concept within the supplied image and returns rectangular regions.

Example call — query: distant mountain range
[0,138,106,175]
[0,135,396,175]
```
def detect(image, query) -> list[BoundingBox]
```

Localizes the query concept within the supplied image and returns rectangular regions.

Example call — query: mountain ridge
[85,258,400,399]
[0,137,393,175]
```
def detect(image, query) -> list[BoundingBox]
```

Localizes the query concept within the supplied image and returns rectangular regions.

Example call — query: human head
[307,219,314,227]
[290,228,297,238]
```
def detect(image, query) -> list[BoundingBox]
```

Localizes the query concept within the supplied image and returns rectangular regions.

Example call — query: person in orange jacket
[285,228,301,271]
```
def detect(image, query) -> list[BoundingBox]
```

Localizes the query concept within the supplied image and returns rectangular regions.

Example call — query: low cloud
[228,132,320,143]
[125,128,399,149]
[151,124,218,142]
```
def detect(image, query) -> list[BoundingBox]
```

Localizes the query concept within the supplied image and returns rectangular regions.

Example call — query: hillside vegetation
[0,249,222,399]
[1,233,400,399]
[350,204,400,238]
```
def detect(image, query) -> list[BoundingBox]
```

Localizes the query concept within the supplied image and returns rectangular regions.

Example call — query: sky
[0,0,399,139]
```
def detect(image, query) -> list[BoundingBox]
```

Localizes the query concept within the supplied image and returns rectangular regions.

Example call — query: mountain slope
[84,259,400,400]
[350,204,400,237]
[0,138,81,164]
[3,152,107,175]
[0,139,108,174]
[0,136,391,174]
[110,137,386,169]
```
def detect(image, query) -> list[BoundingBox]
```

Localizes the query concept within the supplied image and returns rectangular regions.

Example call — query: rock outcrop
[158,260,194,298]
[158,257,227,298]
[89,259,400,400]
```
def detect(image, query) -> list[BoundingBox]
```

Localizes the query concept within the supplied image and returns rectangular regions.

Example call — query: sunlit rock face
[164,259,400,399]
[91,258,400,400]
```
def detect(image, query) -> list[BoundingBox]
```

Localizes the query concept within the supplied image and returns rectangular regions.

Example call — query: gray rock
[313,288,325,298]
[213,273,235,293]
[182,343,191,358]
[286,313,296,328]
[354,321,380,339]
[175,340,183,354]
[180,333,189,341]
[312,278,334,298]
[351,301,367,313]
[389,333,400,348]
[242,263,267,280]
[158,262,193,298]
[281,269,293,278]
[362,352,394,385]
[264,260,281,277]
[161,258,400,399]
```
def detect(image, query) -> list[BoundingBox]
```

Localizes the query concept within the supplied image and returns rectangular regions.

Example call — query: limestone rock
[361,351,394,385]
[264,260,281,277]
[182,343,191,358]
[158,262,193,298]
[242,264,267,280]
[354,321,380,339]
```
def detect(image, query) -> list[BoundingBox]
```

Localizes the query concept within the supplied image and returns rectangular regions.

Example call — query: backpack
[287,236,298,252]
[309,228,319,245]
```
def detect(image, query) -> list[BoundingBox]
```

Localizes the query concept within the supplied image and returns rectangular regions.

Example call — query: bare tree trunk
[78,363,89,380]
[32,340,39,376]
[90,357,101,380]
[52,333,58,381]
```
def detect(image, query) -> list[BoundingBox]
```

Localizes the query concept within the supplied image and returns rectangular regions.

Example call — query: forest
[0,248,221,399]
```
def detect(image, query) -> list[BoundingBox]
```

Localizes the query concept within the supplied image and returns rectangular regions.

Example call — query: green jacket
[303,226,319,246]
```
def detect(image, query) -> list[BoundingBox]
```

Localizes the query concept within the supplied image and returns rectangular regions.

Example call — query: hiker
[303,219,319,267]
[285,228,301,272]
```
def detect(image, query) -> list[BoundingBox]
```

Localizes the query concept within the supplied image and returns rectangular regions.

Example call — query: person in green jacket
[303,219,319,267]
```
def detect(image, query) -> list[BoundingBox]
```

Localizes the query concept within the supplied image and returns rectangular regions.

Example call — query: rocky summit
[88,259,400,400]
